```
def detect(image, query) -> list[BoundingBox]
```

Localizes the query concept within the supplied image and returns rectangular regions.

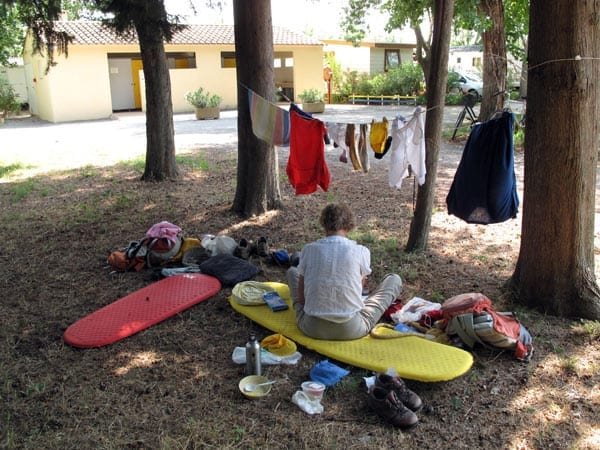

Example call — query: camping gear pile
[101,221,535,428]
[106,221,297,286]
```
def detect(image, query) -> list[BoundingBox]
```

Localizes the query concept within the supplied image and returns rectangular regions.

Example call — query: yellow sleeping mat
[229,282,473,382]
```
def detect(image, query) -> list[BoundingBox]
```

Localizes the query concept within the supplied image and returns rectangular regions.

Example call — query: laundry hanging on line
[286,103,331,195]
[370,117,392,160]
[245,84,427,195]
[388,106,426,190]
[247,89,291,147]
[446,110,519,224]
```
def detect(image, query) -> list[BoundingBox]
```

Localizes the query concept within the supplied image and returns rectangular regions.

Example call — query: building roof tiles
[54,21,321,46]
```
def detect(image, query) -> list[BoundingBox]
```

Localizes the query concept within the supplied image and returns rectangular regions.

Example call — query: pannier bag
[440,292,533,361]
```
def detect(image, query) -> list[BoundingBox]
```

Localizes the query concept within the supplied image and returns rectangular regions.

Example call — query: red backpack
[440,293,533,361]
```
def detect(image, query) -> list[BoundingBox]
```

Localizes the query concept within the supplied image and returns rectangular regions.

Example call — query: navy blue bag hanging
[446,111,519,224]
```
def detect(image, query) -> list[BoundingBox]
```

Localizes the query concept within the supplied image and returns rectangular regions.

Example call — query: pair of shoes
[367,387,418,429]
[234,238,252,260]
[374,373,423,412]
[256,236,269,257]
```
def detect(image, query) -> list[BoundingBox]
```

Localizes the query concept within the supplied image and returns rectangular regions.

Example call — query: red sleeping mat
[64,274,221,348]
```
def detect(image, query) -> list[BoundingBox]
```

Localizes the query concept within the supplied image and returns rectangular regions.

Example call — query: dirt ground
[0,111,599,449]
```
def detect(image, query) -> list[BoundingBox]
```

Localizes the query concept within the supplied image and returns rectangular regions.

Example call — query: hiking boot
[367,387,418,429]
[234,239,251,260]
[256,236,270,257]
[374,373,423,412]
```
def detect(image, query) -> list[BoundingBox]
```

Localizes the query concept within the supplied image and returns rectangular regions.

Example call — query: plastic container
[301,381,325,401]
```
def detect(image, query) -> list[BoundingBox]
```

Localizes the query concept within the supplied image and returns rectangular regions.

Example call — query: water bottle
[245,333,261,376]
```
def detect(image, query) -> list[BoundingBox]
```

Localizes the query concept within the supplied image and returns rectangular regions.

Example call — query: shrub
[445,92,464,105]
[185,87,222,108]
[447,71,462,94]
[0,78,20,118]
[336,64,425,98]
[298,88,324,103]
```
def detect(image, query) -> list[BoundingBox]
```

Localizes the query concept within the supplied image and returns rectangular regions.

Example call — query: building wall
[286,45,324,102]
[369,47,414,74]
[24,38,322,122]
[449,50,483,74]
[0,66,28,103]
[324,43,371,74]
[24,42,126,122]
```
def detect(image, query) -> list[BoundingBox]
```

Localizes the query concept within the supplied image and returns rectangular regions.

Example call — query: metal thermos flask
[245,333,261,376]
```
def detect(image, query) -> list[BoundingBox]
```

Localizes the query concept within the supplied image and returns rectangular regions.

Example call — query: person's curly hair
[319,203,356,233]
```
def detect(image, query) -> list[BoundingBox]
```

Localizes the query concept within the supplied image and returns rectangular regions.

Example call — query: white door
[24,63,37,114]
[108,58,135,111]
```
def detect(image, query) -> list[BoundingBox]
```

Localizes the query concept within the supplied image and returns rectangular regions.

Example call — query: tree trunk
[135,0,178,181]
[405,0,454,252]
[413,25,431,83]
[478,0,507,122]
[510,0,600,319]
[232,0,282,217]
[519,37,528,99]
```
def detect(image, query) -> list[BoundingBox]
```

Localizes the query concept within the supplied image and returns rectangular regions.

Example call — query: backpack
[440,293,533,361]
[107,221,184,272]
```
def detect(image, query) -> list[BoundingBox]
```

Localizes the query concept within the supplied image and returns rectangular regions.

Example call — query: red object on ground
[63,274,221,348]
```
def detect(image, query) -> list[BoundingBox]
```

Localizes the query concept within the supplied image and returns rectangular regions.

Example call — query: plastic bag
[201,235,237,256]
[390,297,442,324]
[292,391,324,415]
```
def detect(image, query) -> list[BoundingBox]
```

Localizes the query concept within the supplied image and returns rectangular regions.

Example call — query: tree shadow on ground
[0,145,598,449]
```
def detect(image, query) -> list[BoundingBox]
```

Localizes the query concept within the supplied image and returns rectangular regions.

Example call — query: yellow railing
[349,94,417,106]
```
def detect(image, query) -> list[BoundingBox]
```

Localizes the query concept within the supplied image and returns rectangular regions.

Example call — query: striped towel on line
[248,89,291,147]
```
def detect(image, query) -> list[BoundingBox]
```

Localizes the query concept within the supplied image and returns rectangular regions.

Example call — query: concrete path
[0,104,477,176]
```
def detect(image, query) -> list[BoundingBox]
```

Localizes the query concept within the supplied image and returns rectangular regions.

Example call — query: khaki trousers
[286,267,402,340]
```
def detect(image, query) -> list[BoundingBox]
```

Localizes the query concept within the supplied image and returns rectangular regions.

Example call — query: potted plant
[298,88,325,113]
[185,87,222,120]
[0,79,20,124]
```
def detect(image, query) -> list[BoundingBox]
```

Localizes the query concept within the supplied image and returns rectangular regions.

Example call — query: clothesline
[240,82,522,143]
[238,82,431,126]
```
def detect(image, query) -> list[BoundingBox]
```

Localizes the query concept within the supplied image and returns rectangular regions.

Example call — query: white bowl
[239,375,272,399]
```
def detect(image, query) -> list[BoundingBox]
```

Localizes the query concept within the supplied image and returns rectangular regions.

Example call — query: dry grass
[1,128,599,449]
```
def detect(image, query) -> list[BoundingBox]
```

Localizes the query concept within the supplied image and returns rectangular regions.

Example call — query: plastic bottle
[245,333,261,376]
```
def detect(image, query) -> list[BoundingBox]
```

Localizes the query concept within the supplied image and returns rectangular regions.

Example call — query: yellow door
[174,58,189,69]
[131,59,143,109]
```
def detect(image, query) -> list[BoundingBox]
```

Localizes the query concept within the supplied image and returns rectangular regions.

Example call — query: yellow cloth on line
[370,117,389,154]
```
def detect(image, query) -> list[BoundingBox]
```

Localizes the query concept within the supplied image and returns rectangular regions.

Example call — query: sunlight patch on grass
[114,351,161,376]
[576,427,600,450]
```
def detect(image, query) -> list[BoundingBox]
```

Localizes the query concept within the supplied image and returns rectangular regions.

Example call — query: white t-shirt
[298,235,372,322]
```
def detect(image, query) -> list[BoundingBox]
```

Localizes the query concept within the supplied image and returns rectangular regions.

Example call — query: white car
[456,72,483,99]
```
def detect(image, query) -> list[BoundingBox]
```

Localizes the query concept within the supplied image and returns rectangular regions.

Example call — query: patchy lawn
[1,126,599,449]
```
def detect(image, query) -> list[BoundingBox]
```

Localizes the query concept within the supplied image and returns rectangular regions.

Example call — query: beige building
[23,21,323,123]
[322,39,416,75]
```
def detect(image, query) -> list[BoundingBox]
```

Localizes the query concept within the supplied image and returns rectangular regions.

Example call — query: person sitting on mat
[286,203,402,340]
